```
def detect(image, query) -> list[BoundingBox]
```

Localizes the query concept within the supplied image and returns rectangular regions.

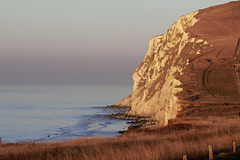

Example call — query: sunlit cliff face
[116,1,240,126]
[130,11,211,126]
[116,11,209,126]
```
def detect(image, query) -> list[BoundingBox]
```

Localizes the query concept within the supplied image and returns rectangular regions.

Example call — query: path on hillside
[234,64,240,92]
[233,38,240,93]
[201,47,223,96]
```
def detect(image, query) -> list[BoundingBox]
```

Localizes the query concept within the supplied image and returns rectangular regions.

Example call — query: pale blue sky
[0,0,233,85]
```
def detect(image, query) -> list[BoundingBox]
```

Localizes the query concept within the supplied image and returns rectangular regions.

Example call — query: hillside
[115,1,240,126]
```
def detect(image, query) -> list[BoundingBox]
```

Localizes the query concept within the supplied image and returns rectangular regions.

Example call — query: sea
[0,84,132,143]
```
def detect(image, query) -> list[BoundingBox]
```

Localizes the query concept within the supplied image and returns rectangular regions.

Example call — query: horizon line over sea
[0,84,132,143]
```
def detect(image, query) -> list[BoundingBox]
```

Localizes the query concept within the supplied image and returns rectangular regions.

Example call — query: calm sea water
[0,84,132,143]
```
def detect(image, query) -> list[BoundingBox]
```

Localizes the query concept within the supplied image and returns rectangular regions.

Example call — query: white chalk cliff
[116,1,240,126]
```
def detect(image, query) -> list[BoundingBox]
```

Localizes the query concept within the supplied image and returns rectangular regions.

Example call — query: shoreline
[1,106,131,143]
[1,112,239,160]
[1,103,240,160]
[104,105,158,132]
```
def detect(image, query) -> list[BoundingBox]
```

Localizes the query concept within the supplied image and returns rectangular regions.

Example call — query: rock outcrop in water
[116,1,240,126]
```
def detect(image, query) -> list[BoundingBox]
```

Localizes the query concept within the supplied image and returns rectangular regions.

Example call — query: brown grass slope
[179,1,240,105]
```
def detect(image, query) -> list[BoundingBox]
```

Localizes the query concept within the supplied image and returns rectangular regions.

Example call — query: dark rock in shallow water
[104,105,131,110]
[106,112,157,132]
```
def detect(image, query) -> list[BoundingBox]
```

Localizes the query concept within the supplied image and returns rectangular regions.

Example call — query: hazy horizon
[0,0,233,85]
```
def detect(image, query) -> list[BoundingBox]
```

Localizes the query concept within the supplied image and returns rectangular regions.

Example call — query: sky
[0,0,233,85]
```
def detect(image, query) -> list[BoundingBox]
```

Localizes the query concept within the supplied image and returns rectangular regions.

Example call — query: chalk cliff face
[116,1,240,126]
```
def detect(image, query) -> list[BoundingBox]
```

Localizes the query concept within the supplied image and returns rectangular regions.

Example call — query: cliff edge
[116,1,240,126]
